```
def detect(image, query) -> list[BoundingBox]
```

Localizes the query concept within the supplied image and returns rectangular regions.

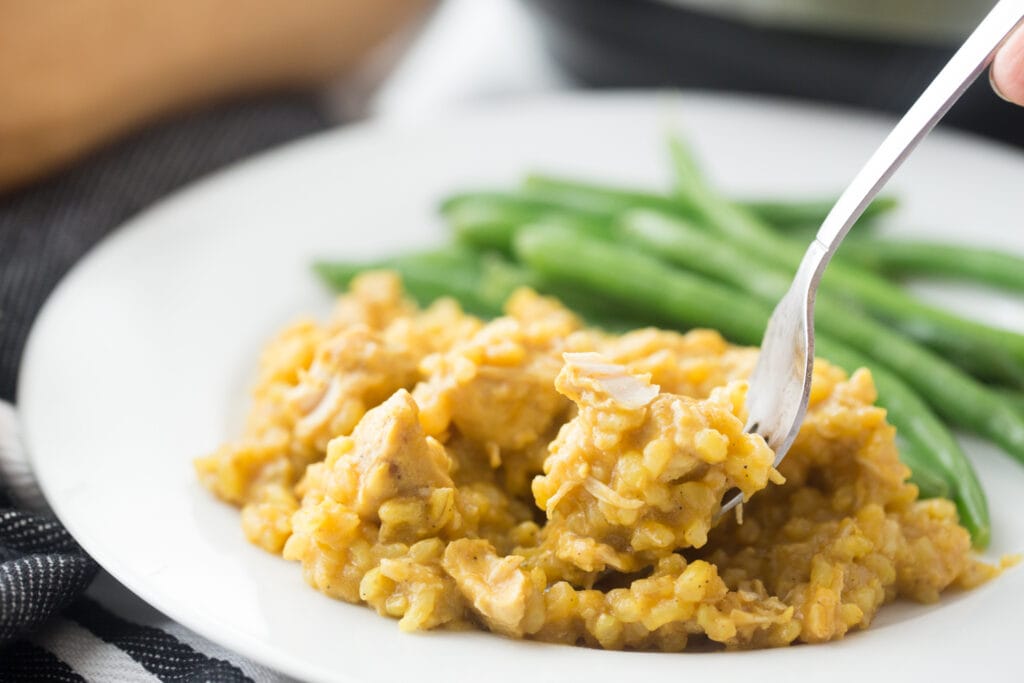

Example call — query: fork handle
[812,0,1024,262]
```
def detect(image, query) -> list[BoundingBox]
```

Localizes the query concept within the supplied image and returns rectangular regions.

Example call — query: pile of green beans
[315,147,1024,548]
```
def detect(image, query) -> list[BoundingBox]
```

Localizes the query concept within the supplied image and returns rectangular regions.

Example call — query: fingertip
[990,69,1014,103]
[991,25,1024,106]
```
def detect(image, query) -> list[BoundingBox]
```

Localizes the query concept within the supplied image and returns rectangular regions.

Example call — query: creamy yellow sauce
[196,271,997,650]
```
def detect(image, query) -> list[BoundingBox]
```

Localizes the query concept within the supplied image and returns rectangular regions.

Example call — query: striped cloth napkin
[0,400,288,681]
[0,96,329,680]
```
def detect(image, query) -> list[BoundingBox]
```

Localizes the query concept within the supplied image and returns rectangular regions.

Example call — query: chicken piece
[413,305,572,451]
[323,389,454,520]
[285,324,419,452]
[442,538,546,637]
[532,353,781,572]
[514,520,637,588]
[284,391,457,602]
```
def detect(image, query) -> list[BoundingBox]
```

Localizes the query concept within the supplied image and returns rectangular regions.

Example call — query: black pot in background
[524,0,1024,148]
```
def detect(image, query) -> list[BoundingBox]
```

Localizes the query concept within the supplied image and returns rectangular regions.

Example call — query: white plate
[19,92,1024,683]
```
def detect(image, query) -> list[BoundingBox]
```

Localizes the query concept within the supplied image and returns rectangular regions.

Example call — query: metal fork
[722,0,1024,517]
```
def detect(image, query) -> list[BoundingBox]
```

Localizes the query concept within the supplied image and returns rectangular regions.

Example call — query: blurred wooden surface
[0,0,430,192]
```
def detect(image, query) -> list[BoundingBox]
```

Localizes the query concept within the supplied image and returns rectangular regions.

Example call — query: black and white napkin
[0,95,330,680]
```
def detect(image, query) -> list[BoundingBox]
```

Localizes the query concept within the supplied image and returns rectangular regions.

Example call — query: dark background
[526,0,1024,148]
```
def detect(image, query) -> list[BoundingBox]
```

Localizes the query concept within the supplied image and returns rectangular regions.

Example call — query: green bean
[996,388,1024,416]
[519,167,1024,385]
[314,247,511,318]
[515,221,989,545]
[439,191,579,216]
[314,246,643,332]
[441,194,548,254]
[896,437,952,499]
[314,246,481,289]
[442,185,894,259]
[623,208,1024,477]
[515,223,769,341]
[522,175,695,216]
[838,238,1024,294]
[667,136,1024,388]
[442,193,616,255]
[483,254,648,331]
[441,192,611,255]
[521,175,897,232]
[742,195,898,232]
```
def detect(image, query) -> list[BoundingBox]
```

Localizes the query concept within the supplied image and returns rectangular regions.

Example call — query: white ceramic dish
[19,92,1024,683]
